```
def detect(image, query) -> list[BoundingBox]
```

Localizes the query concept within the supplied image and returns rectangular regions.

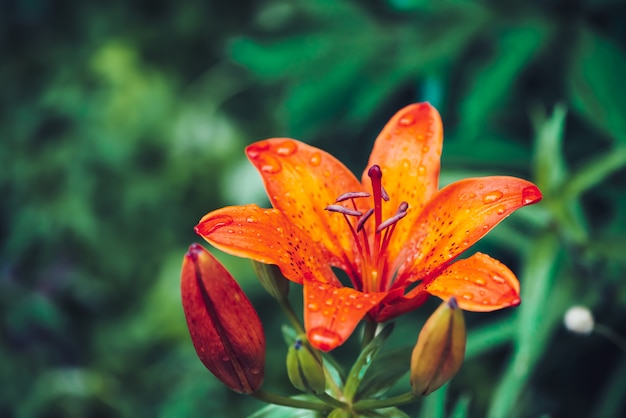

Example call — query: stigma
[325,164,408,293]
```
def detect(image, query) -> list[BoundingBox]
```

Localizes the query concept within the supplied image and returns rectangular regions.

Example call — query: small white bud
[564,305,594,335]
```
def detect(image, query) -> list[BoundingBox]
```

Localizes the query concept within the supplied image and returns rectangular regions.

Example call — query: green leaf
[568,28,626,143]
[363,407,411,417]
[450,394,471,418]
[531,104,568,195]
[458,22,550,141]
[355,346,413,400]
[248,400,324,418]
[343,323,395,401]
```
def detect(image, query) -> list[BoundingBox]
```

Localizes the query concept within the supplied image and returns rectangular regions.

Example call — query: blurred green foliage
[1,0,625,417]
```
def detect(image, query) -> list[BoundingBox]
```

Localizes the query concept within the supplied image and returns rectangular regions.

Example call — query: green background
[2,0,625,417]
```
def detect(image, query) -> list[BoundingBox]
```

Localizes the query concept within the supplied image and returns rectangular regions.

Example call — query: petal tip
[307,327,343,352]
[186,243,204,261]
[521,185,543,206]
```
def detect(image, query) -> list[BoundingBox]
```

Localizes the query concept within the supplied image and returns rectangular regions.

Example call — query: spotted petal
[395,176,542,287]
[424,252,521,311]
[303,280,386,352]
[246,139,366,280]
[196,204,338,286]
[362,103,443,261]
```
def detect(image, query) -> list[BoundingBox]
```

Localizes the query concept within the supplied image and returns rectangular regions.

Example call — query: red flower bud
[181,243,265,393]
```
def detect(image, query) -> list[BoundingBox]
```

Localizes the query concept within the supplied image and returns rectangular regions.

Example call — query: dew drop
[227,229,234,234]
[246,142,270,158]
[309,152,321,166]
[491,275,506,284]
[199,215,234,234]
[474,277,486,286]
[325,299,334,306]
[308,327,342,352]
[250,367,261,375]
[222,355,230,362]
[399,113,415,126]
[418,164,426,175]
[402,159,410,169]
[307,302,319,312]
[522,186,542,205]
[354,303,363,309]
[246,216,256,223]
[496,206,506,215]
[483,190,504,203]
[260,154,282,174]
[275,140,298,156]
[462,293,474,301]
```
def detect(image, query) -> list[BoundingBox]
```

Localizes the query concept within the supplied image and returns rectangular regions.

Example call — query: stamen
[325,205,362,217]
[381,186,390,202]
[356,208,374,232]
[335,191,370,202]
[376,211,408,233]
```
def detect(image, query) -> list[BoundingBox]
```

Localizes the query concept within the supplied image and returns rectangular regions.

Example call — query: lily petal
[246,139,366,278]
[396,176,542,287]
[424,252,521,311]
[303,279,386,351]
[196,204,338,286]
[362,103,443,259]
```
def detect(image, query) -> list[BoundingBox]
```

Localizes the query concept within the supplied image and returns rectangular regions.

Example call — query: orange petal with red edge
[246,138,366,276]
[303,279,386,351]
[362,103,443,261]
[424,252,520,312]
[396,176,542,286]
[195,204,337,286]
[181,244,265,393]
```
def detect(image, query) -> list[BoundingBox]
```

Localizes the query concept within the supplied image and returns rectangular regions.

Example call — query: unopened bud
[251,261,290,301]
[564,305,594,335]
[410,297,466,396]
[286,337,326,394]
[181,244,265,393]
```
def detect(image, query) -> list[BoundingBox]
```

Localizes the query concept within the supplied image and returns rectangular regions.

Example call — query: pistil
[325,165,409,293]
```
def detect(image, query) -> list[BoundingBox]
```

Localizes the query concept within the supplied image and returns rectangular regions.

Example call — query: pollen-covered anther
[335,191,371,202]
[325,205,362,217]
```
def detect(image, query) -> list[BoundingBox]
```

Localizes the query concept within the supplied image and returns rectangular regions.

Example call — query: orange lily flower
[196,103,542,352]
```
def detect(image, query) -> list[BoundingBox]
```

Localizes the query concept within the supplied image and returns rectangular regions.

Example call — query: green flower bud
[252,261,290,301]
[286,337,326,394]
[410,297,466,396]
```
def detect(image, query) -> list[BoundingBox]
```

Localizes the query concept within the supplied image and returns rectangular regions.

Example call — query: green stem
[361,320,378,349]
[315,392,348,410]
[352,391,420,411]
[279,298,306,335]
[251,389,332,411]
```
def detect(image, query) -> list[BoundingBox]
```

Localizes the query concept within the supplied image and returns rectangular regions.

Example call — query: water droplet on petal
[222,355,230,362]
[250,367,261,375]
[399,113,415,126]
[247,142,270,159]
[496,206,506,215]
[199,214,234,234]
[462,293,474,301]
[402,159,410,169]
[275,140,298,156]
[418,165,426,175]
[260,154,282,173]
[309,152,321,166]
[522,186,542,205]
[422,145,430,153]
[491,275,506,284]
[474,277,486,286]
[325,299,333,306]
[308,327,342,352]
[246,216,256,223]
[307,302,319,312]
[483,191,504,203]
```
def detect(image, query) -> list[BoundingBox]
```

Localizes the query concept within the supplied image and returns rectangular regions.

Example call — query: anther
[367,165,382,180]
[381,186,390,201]
[376,201,409,233]
[325,205,362,217]
[376,211,408,233]
[335,191,370,202]
[356,208,375,232]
